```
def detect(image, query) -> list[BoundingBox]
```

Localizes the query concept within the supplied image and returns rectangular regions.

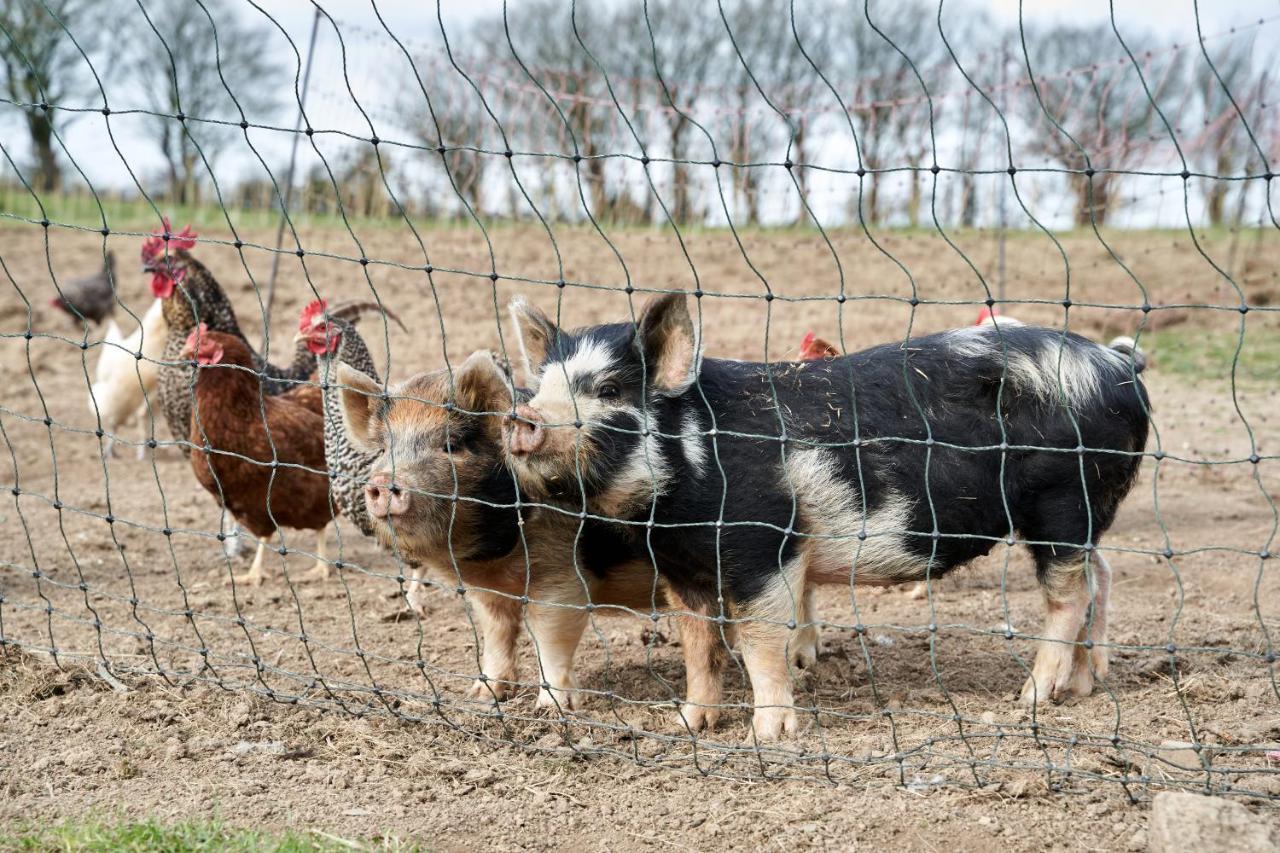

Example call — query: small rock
[1250,775,1280,797]
[1148,792,1278,852]
[1157,740,1211,771]
[30,756,58,773]
[980,711,997,725]
[231,740,286,757]
[228,701,253,728]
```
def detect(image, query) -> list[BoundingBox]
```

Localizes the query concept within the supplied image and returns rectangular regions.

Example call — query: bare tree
[936,3,1003,229]
[714,0,787,226]
[495,0,629,221]
[627,0,722,225]
[828,1,946,226]
[1018,23,1181,228]
[129,0,280,205]
[398,75,492,220]
[0,0,106,191]
[717,0,838,226]
[1190,34,1268,227]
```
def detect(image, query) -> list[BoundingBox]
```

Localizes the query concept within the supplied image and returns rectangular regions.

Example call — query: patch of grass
[0,817,414,852]
[1147,326,1280,384]
[0,188,433,234]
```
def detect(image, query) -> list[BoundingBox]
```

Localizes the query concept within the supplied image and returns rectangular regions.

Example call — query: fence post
[265,6,322,329]
[997,42,1008,304]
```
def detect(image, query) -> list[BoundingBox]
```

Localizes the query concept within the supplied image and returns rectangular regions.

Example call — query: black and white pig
[338,351,666,710]
[503,294,1150,740]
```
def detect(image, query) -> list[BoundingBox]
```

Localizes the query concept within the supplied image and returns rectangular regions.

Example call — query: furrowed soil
[2,221,1279,850]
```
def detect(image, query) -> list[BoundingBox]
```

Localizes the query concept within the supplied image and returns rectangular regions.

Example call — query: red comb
[184,322,210,350]
[299,298,328,331]
[975,306,1000,325]
[798,330,839,361]
[142,217,198,261]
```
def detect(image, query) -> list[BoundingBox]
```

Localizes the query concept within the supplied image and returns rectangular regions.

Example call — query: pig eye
[596,380,621,400]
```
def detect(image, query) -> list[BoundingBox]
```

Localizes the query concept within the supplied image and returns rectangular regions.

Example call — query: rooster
[87,298,167,459]
[51,251,117,326]
[293,299,405,544]
[975,305,1022,327]
[182,324,334,586]
[797,330,839,361]
[142,219,365,454]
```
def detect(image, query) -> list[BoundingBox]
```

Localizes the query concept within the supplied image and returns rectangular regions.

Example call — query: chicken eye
[596,380,621,400]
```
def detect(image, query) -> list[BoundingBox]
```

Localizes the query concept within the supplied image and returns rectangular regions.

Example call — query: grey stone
[1148,792,1278,853]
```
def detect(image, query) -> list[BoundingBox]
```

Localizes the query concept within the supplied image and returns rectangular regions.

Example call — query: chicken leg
[300,526,331,582]
[228,540,269,587]
[220,510,244,560]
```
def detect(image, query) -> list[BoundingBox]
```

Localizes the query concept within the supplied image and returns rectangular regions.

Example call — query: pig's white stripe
[680,410,707,477]
[561,338,614,386]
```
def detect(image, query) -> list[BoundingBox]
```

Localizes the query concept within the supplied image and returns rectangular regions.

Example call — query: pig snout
[364,471,410,518]
[505,403,546,456]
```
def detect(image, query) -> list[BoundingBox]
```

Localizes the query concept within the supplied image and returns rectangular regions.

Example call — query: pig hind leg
[1019,503,1114,705]
[1086,552,1112,680]
[1018,473,1125,705]
[791,586,820,672]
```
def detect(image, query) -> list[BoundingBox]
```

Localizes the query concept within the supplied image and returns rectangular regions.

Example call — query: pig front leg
[669,588,733,733]
[526,599,589,712]
[464,588,523,702]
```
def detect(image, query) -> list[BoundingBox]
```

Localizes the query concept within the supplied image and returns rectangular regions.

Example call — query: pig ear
[637,292,698,395]
[508,297,558,390]
[337,363,383,453]
[453,350,513,414]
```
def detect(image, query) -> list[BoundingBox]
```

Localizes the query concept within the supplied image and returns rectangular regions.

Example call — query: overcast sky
[3,0,1277,228]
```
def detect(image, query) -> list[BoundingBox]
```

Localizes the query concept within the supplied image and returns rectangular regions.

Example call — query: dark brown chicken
[182,325,333,586]
[141,220,373,455]
[50,251,117,325]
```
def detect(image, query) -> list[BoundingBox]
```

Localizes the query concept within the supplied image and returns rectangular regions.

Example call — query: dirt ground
[1,220,1279,849]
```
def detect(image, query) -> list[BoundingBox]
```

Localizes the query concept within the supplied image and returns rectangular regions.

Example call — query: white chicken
[87,298,167,459]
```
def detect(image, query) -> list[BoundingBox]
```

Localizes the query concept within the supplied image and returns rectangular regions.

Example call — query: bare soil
[1,222,1279,850]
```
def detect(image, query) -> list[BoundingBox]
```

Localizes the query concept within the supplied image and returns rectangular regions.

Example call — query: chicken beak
[291,330,307,345]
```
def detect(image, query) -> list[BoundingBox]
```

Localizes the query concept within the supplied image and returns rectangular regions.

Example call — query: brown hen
[182,325,332,586]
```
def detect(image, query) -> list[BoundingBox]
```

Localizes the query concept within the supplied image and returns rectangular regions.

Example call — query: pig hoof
[790,624,820,673]
[536,684,577,713]
[1090,646,1110,681]
[791,641,818,673]
[674,702,720,733]
[467,677,513,702]
[1019,660,1093,706]
[747,707,798,743]
[1062,661,1094,700]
